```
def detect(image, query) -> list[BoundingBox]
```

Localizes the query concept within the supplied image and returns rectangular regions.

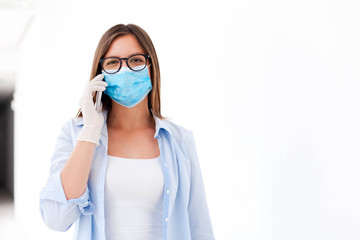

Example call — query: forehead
[104,34,145,58]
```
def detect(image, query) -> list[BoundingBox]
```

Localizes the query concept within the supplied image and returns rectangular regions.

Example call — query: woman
[39,23,215,240]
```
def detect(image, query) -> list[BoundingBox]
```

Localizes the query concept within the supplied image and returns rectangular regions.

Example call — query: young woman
[39,23,215,240]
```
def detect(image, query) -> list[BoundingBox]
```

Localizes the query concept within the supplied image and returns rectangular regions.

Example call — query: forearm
[60,140,96,200]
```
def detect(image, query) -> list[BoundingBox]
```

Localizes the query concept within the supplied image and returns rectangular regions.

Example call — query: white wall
[14,0,360,239]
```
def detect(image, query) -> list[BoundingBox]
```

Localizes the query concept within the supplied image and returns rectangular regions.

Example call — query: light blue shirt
[39,110,216,240]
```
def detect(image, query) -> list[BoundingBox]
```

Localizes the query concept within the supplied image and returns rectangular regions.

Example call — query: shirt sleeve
[39,119,95,232]
[184,131,216,240]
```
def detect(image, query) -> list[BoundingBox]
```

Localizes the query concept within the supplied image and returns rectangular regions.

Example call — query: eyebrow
[104,52,146,58]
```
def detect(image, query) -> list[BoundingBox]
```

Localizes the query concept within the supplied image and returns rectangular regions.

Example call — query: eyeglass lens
[102,55,147,72]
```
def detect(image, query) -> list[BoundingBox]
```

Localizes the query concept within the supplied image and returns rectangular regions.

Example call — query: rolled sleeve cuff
[39,170,95,216]
[67,187,95,215]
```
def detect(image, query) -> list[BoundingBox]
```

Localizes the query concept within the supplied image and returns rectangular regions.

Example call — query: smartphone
[95,91,102,112]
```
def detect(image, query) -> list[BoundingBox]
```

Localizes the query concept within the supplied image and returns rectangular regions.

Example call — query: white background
[8,0,360,239]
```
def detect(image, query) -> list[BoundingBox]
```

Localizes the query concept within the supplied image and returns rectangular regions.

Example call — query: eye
[129,57,145,63]
[105,59,119,66]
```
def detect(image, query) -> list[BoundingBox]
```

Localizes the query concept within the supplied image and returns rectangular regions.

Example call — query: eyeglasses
[99,54,151,74]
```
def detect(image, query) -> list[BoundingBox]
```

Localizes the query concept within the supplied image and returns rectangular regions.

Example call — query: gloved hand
[77,74,108,146]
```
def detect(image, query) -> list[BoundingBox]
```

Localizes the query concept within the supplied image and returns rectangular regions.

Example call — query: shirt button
[164,163,168,167]
[166,190,170,194]
[165,217,168,222]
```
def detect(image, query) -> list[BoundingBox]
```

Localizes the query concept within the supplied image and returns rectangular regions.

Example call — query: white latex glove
[77,74,108,146]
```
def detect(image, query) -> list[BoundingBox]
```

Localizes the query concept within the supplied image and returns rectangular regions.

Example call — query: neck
[106,97,154,131]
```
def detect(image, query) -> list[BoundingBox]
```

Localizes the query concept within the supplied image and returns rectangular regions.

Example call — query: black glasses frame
[99,54,151,74]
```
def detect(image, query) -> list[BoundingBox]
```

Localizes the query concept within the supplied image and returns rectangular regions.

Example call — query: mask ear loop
[146,55,152,69]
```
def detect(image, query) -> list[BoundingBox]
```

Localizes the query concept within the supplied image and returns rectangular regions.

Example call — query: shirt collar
[152,109,173,139]
[74,108,172,139]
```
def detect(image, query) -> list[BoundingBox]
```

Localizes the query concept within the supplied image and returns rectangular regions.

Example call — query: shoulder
[161,118,195,146]
[61,117,83,130]
[162,118,199,163]
[56,117,83,140]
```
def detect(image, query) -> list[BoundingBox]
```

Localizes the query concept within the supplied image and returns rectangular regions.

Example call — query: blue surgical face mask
[102,65,152,108]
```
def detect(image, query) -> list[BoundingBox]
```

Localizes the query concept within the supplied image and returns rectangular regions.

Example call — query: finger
[79,98,94,108]
[89,81,108,87]
[88,85,106,92]
[91,74,104,82]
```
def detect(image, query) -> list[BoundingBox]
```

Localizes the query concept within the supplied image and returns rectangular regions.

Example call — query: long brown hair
[75,23,165,120]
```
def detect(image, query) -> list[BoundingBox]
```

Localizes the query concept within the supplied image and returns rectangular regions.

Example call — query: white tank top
[104,154,164,240]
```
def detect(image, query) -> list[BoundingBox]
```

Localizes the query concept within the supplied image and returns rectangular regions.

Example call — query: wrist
[78,124,103,146]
